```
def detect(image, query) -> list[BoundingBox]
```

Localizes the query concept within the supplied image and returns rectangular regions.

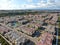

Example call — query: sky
[0,0,60,10]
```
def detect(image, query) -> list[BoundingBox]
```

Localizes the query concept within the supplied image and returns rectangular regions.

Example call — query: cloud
[27,0,33,3]
[0,0,60,10]
[19,0,57,9]
[20,0,60,9]
[0,0,19,10]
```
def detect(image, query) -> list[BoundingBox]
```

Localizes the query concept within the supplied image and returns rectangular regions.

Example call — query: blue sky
[0,0,60,10]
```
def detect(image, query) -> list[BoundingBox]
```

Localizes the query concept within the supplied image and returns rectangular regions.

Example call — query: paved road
[0,34,12,45]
